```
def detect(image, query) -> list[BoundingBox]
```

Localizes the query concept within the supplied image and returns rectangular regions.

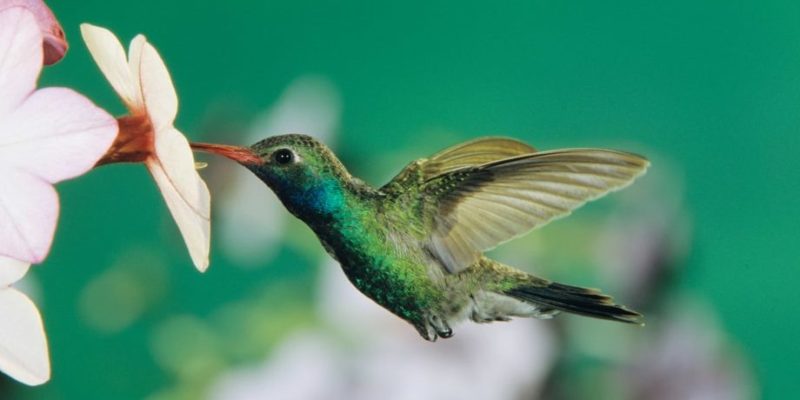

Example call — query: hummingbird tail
[504,281,643,325]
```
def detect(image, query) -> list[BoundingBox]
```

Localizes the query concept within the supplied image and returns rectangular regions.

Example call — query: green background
[7,0,799,398]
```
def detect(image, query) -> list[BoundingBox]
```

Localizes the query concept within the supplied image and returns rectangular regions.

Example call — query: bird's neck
[273,174,377,235]
[300,180,385,270]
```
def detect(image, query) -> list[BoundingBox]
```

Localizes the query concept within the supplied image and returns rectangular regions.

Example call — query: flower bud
[0,0,67,64]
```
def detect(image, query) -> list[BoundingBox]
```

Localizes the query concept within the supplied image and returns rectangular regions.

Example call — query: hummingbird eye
[272,148,295,165]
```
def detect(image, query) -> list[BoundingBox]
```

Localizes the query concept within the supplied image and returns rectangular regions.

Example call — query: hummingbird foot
[415,323,439,342]
[413,315,454,341]
[429,315,453,339]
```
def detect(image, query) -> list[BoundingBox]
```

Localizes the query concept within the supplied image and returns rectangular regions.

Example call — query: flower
[81,24,211,272]
[0,0,67,64]
[0,8,117,263]
[0,256,49,386]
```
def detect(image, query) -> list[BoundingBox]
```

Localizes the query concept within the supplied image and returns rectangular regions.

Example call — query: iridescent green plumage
[204,134,649,341]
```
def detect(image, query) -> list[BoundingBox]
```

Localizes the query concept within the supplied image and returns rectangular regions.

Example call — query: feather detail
[380,137,536,196]
[424,149,649,273]
[422,137,536,176]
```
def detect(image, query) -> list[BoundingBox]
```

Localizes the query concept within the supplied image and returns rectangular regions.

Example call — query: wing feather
[381,137,536,196]
[423,148,649,273]
[423,137,536,176]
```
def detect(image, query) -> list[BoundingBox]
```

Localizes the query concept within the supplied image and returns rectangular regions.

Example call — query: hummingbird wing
[381,137,536,196]
[421,149,649,273]
[421,137,537,176]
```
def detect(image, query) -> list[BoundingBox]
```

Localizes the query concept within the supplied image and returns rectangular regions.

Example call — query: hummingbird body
[198,134,648,341]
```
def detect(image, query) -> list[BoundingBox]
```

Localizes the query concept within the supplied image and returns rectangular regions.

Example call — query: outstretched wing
[422,149,649,273]
[380,137,536,196]
[421,137,536,176]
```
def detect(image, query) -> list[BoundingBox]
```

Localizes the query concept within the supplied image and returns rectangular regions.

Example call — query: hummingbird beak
[190,142,262,166]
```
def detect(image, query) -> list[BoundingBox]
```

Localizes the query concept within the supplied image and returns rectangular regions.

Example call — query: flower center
[96,113,156,166]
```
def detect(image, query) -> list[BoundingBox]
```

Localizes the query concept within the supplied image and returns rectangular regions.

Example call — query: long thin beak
[191,142,261,166]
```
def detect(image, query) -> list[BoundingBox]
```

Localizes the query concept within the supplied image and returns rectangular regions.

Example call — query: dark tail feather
[505,281,643,325]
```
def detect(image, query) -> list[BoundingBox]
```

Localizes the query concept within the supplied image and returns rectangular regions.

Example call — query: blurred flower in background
[78,249,169,334]
[213,75,341,268]
[536,163,755,400]
[621,303,754,400]
[210,259,557,400]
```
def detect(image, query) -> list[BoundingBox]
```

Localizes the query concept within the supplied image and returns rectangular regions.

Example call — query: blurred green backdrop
[6,0,799,398]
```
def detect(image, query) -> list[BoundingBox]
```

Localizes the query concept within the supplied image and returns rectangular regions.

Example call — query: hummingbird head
[192,134,352,218]
[245,134,350,189]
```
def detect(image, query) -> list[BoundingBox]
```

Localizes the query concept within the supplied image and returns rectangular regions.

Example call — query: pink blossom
[0,0,67,64]
[0,8,117,263]
[0,256,49,386]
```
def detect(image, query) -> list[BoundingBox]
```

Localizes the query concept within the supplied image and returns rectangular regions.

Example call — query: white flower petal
[147,128,210,271]
[0,168,58,263]
[0,256,30,286]
[0,287,50,386]
[0,7,41,116]
[80,23,143,110]
[127,34,146,94]
[139,39,178,131]
[0,87,117,183]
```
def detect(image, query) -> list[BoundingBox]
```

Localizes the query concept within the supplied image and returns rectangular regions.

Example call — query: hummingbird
[193,135,648,341]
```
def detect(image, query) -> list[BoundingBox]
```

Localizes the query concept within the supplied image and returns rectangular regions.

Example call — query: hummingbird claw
[438,327,453,338]
[417,325,438,342]
[428,315,453,339]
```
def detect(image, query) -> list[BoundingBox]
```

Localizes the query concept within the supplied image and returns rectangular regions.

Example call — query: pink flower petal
[80,24,143,110]
[0,168,57,263]
[147,128,210,271]
[139,39,178,131]
[0,287,50,386]
[0,256,29,286]
[0,7,41,117]
[0,0,67,65]
[0,87,117,183]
